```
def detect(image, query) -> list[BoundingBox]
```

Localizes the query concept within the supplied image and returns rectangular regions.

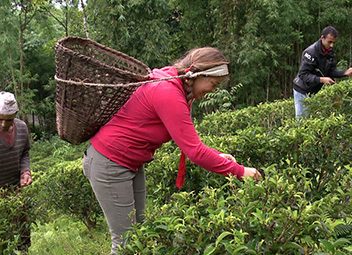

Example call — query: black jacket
[293,39,346,94]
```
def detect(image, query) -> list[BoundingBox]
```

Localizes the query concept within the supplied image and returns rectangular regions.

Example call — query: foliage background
[0,0,351,135]
[1,80,350,254]
[0,0,352,254]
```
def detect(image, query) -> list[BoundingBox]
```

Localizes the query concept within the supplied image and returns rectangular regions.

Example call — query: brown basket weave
[55,36,151,144]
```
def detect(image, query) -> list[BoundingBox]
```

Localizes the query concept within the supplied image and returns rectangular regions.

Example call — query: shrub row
[0,187,34,254]
[146,114,352,204]
[121,165,352,254]
[30,159,102,229]
[197,80,352,136]
[306,80,352,119]
[24,80,352,253]
[197,99,294,136]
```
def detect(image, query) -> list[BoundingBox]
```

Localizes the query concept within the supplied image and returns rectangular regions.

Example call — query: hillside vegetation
[1,80,351,254]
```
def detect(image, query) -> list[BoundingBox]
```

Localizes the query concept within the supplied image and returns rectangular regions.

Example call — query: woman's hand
[219,153,237,162]
[219,154,261,181]
[243,167,262,181]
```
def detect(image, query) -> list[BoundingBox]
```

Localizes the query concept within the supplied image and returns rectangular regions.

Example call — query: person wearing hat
[0,91,32,252]
[83,47,261,254]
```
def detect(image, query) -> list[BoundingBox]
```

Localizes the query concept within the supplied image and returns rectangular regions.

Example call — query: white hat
[0,91,19,116]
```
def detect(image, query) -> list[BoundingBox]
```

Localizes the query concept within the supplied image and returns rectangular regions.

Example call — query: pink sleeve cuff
[235,164,245,179]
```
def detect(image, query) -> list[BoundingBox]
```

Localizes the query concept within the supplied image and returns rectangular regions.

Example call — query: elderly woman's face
[191,76,226,100]
[0,117,15,132]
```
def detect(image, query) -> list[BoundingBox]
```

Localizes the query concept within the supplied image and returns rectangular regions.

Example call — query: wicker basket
[55,36,151,144]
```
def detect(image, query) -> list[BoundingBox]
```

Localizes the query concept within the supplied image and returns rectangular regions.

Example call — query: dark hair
[321,26,338,38]
[173,47,229,75]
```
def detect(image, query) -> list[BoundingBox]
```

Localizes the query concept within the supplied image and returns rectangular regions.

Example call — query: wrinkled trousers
[83,145,146,255]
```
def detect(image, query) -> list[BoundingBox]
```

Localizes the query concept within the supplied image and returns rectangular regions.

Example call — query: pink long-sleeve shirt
[90,66,244,178]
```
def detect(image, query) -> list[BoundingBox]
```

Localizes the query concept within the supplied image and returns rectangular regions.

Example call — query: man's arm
[328,57,349,78]
[324,67,352,85]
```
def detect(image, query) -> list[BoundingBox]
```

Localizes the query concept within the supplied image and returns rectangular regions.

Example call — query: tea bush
[30,159,102,229]
[212,115,352,193]
[147,114,352,204]
[31,136,87,172]
[24,80,352,253]
[121,165,352,254]
[197,99,294,136]
[135,81,352,254]
[197,79,352,136]
[0,187,34,254]
[306,80,352,119]
[28,136,98,226]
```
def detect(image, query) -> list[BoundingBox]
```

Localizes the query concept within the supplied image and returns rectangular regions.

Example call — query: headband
[185,64,229,78]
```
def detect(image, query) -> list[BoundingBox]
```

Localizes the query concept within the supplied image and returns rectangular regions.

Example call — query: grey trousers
[83,145,146,255]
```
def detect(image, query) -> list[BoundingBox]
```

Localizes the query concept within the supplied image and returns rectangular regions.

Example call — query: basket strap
[54,73,193,88]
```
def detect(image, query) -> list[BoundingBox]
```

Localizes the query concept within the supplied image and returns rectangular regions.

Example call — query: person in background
[293,25,352,118]
[83,47,261,255]
[0,91,32,252]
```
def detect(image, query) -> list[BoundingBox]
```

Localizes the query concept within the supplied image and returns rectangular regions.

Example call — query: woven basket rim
[55,36,151,79]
